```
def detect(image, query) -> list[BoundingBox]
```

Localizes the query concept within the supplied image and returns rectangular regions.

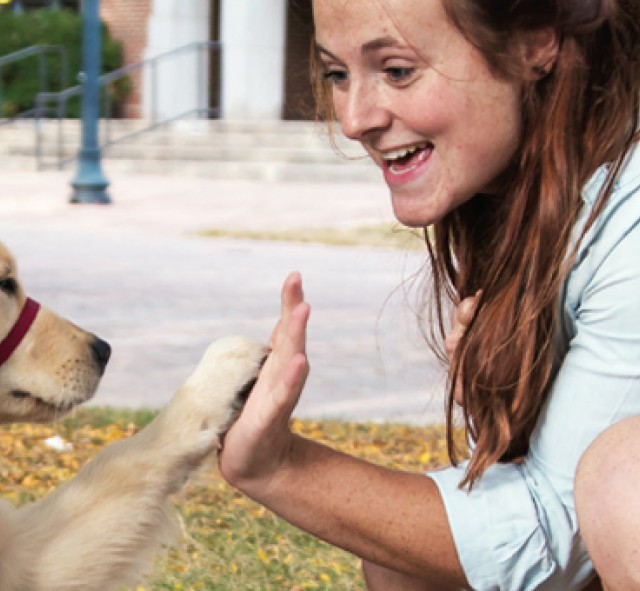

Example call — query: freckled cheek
[410,90,460,140]
[453,94,520,171]
[474,115,521,177]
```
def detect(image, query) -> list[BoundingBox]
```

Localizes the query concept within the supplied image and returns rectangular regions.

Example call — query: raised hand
[219,272,311,493]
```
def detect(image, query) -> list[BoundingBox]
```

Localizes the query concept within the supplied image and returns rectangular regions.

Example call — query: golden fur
[0,242,267,591]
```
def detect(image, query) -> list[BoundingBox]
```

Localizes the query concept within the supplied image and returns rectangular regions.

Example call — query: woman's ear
[519,27,559,78]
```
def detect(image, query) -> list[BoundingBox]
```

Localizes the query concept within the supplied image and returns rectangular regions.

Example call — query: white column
[220,0,288,121]
[142,0,210,121]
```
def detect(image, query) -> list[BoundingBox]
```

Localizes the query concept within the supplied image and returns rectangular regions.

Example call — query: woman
[219,0,640,589]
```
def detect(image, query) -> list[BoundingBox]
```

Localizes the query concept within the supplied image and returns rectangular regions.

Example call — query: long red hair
[311,0,640,488]
[437,0,639,488]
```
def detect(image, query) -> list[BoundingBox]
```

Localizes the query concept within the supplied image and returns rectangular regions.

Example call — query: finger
[456,295,478,326]
[281,272,304,326]
[270,272,304,351]
[273,351,309,415]
[444,331,462,359]
[247,320,310,428]
[261,295,310,393]
[445,321,467,358]
[265,301,310,379]
[285,299,310,354]
[274,297,309,369]
[275,273,308,354]
[446,293,481,358]
[453,292,480,325]
[283,352,310,391]
[269,319,281,349]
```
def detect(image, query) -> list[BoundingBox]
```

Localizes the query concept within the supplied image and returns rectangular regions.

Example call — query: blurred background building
[0,0,377,182]
[101,0,315,122]
[1,0,315,122]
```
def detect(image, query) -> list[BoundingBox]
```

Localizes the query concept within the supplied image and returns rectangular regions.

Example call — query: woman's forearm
[232,433,466,587]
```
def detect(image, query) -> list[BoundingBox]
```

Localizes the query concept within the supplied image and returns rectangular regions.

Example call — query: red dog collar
[0,297,40,366]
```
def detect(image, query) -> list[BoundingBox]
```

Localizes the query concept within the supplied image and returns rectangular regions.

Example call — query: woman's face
[313,0,522,227]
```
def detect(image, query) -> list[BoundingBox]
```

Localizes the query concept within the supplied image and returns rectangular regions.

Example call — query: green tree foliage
[0,9,129,118]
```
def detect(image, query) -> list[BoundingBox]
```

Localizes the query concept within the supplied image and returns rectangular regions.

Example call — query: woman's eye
[322,69,348,84]
[385,67,415,83]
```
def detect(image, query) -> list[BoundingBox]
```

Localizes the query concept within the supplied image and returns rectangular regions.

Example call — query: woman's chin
[390,195,440,228]
[389,183,474,228]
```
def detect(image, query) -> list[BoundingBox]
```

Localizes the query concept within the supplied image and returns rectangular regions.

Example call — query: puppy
[0,243,111,423]
[0,241,267,591]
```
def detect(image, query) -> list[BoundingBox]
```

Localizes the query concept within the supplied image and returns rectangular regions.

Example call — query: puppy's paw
[164,336,268,460]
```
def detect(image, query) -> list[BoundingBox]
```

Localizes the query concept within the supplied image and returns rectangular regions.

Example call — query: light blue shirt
[429,144,640,590]
[530,145,640,506]
[527,143,640,584]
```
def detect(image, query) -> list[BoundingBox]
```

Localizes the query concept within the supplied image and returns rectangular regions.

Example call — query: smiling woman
[311,0,525,228]
[217,1,640,590]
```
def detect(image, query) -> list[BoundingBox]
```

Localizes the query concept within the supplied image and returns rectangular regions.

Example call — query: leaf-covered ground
[0,409,466,590]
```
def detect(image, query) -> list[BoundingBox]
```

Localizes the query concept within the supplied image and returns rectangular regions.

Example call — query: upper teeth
[383,143,427,161]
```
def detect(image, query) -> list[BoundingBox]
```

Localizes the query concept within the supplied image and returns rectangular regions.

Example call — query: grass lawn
[0,408,464,590]
[199,223,426,251]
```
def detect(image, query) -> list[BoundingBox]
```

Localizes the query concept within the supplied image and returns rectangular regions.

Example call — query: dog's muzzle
[0,297,40,367]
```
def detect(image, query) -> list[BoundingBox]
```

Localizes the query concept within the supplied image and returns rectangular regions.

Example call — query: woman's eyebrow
[314,42,338,61]
[361,35,403,54]
[314,35,403,61]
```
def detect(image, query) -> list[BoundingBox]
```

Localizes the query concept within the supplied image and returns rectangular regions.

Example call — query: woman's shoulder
[575,143,640,257]
[582,143,640,208]
[564,144,640,305]
[559,144,640,361]
[616,144,640,197]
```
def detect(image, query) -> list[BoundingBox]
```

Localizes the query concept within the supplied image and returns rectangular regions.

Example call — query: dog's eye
[0,278,17,295]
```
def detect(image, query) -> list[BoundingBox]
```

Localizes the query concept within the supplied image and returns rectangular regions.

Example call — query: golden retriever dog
[0,241,268,591]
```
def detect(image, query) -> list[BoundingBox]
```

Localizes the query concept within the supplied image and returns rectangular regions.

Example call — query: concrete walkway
[0,170,447,424]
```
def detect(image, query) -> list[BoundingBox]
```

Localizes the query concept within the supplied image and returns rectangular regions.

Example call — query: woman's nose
[337,80,390,141]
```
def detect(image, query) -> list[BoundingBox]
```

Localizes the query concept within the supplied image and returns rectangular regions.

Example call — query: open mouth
[383,142,433,175]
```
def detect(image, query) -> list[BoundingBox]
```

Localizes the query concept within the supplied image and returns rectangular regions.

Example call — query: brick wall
[100,0,151,118]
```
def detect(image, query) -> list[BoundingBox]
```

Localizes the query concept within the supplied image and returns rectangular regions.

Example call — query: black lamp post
[70,0,110,204]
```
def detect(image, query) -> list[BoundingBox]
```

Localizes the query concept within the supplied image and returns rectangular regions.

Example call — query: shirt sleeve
[529,178,640,510]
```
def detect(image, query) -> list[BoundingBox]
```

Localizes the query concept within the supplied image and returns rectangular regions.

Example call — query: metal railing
[21,40,220,169]
[0,44,69,123]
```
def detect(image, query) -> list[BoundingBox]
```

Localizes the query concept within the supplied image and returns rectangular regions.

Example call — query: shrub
[0,8,129,118]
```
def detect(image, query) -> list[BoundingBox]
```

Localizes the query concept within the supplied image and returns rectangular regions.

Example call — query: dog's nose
[91,336,111,370]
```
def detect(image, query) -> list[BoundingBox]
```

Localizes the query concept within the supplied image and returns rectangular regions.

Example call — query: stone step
[101,157,378,183]
[0,153,379,183]
[8,142,368,165]
[3,126,353,149]
[0,118,379,182]
[0,118,352,146]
